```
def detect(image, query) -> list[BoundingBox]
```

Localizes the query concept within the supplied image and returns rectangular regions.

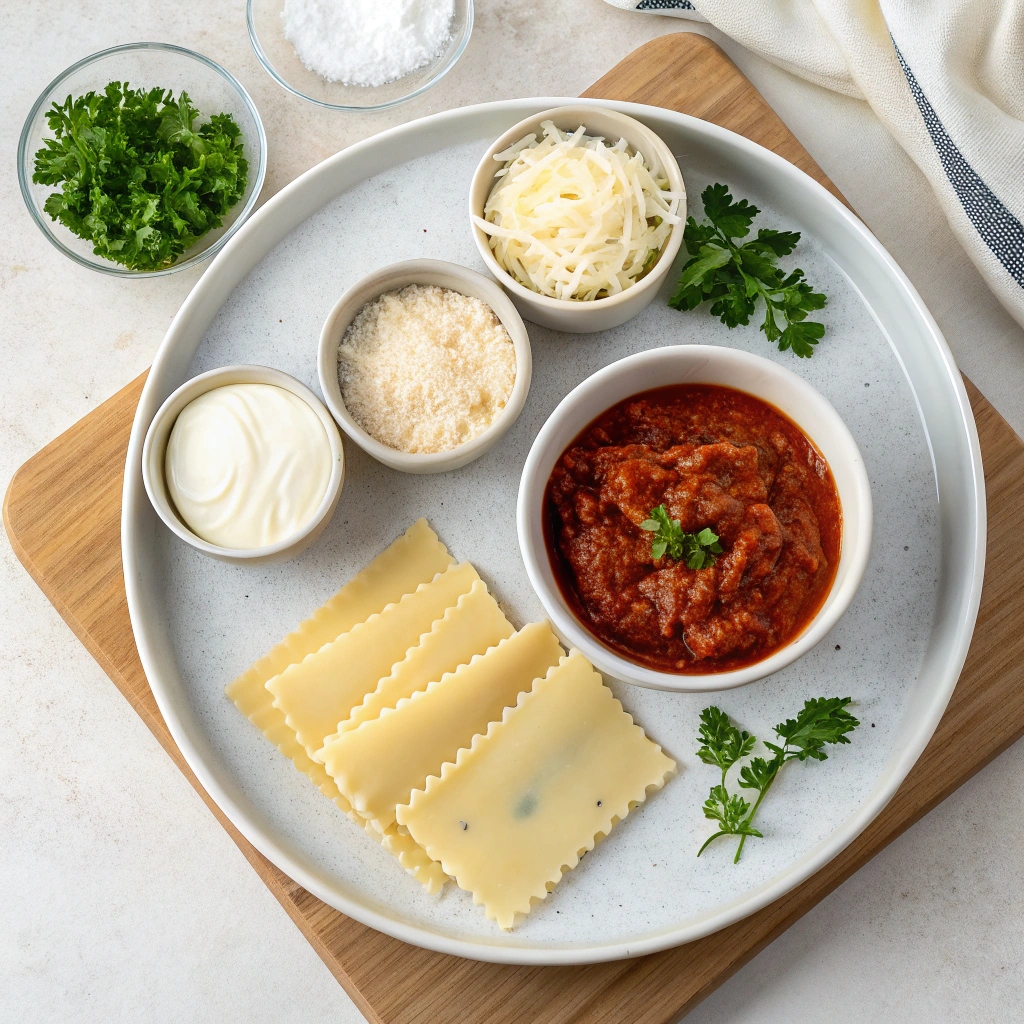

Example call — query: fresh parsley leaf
[668,184,828,357]
[703,785,752,830]
[697,707,755,777]
[773,697,860,761]
[780,319,826,358]
[737,755,778,793]
[682,217,718,256]
[676,245,733,292]
[32,81,248,272]
[709,279,756,329]
[700,182,758,240]
[698,786,763,856]
[747,228,801,257]
[696,698,859,863]
[687,527,723,568]
[639,505,722,568]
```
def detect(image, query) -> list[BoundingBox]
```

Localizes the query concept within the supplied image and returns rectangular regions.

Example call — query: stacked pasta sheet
[225,518,455,891]
[227,519,675,927]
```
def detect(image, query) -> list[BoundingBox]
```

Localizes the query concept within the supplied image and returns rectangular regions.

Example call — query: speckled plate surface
[122,100,985,965]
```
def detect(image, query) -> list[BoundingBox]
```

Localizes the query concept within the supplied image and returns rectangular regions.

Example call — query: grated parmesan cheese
[337,285,516,455]
[474,120,682,302]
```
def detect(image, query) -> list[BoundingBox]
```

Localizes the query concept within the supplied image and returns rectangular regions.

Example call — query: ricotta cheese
[165,383,331,550]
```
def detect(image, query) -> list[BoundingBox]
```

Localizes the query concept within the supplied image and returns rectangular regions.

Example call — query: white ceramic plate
[122,99,985,965]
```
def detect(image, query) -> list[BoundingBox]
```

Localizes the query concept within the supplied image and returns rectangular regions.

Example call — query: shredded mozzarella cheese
[474,121,682,302]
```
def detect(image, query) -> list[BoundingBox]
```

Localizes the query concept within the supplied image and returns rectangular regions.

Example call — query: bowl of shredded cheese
[317,259,531,474]
[469,105,686,333]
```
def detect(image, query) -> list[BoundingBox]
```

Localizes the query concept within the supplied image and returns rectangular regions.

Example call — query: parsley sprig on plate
[32,82,248,272]
[696,699,859,863]
[669,183,827,358]
[641,505,722,569]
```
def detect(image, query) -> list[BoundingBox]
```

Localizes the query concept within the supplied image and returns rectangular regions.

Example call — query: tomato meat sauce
[545,384,842,673]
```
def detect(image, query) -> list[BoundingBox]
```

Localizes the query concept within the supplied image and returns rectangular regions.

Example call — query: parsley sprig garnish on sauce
[640,504,722,569]
[668,183,827,358]
[32,82,248,272]
[696,699,860,863]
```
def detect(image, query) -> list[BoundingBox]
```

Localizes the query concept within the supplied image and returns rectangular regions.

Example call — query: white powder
[282,0,455,88]
[338,285,517,455]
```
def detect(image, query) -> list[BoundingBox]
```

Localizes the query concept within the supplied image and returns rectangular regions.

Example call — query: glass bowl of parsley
[18,42,267,277]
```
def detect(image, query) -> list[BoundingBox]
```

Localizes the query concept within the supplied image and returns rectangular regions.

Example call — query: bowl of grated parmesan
[470,105,686,334]
[317,259,531,474]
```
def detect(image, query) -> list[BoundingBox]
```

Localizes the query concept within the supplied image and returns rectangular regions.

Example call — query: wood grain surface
[6,33,1024,1024]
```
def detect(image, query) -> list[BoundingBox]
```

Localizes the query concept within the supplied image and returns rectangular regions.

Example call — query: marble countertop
[2,3,1022,1021]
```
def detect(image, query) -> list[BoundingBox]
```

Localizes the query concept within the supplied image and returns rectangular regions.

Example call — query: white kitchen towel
[604,0,1024,329]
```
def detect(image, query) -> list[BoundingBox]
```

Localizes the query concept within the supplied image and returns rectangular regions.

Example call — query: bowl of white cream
[142,365,345,564]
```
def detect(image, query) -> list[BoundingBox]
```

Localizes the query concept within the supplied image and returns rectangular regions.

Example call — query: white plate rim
[121,97,986,965]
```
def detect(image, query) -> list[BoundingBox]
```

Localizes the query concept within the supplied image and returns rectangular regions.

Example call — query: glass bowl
[18,43,267,278]
[247,0,473,111]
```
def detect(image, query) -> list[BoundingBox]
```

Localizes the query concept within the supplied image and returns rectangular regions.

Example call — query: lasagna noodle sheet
[321,621,563,834]
[267,561,479,758]
[331,579,515,739]
[225,519,452,728]
[224,519,452,892]
[396,650,676,928]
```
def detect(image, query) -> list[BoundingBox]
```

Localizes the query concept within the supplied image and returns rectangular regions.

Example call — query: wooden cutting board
[6,33,1024,1024]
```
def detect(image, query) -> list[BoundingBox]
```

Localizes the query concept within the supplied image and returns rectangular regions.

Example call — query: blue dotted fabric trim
[636,0,695,10]
[894,40,1024,288]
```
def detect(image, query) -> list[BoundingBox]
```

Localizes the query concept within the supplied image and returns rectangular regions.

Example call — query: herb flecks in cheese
[226,519,678,921]
[396,650,676,929]
[320,621,563,835]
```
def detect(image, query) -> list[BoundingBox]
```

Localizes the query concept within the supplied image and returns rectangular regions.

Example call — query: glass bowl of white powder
[247,0,472,111]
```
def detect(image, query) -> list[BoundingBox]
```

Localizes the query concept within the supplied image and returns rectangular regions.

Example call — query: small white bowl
[142,365,345,565]
[318,259,532,474]
[469,105,686,334]
[517,345,873,692]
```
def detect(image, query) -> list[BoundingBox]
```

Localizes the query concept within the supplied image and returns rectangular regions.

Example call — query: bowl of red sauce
[517,345,872,691]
